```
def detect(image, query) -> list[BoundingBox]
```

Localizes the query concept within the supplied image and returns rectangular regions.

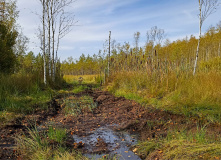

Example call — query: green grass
[72,85,89,93]
[135,126,221,160]
[1,90,53,114]
[0,73,54,113]
[135,140,161,159]
[62,95,97,116]
[0,73,67,128]
[47,126,67,144]
[16,126,86,160]
[162,139,221,160]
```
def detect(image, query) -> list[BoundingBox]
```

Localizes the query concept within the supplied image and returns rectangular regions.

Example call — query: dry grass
[162,139,221,160]
[107,67,221,123]
[63,75,100,84]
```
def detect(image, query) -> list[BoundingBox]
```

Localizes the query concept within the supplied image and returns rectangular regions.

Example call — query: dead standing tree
[193,0,220,75]
[146,26,165,75]
[134,31,140,56]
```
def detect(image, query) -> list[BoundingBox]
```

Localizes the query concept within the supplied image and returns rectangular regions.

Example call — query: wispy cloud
[17,0,221,61]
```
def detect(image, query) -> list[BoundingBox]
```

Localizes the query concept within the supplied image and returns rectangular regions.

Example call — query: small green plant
[47,126,67,144]
[62,95,97,116]
[16,125,86,160]
[16,126,50,159]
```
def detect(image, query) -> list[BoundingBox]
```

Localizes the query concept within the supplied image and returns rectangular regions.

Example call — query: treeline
[0,0,64,108]
[61,53,105,75]
[0,0,62,83]
[61,24,221,76]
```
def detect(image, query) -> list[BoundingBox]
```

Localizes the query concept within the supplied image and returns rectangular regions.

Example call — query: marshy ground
[1,85,221,160]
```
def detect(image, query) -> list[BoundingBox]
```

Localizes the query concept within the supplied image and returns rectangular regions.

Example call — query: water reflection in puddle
[73,126,141,160]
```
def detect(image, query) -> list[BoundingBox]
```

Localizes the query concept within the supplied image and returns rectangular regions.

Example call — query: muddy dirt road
[1,87,217,159]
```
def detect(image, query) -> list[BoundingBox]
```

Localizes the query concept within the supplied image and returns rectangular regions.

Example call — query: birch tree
[193,0,220,75]
[46,0,51,77]
[39,0,76,83]
[39,0,47,84]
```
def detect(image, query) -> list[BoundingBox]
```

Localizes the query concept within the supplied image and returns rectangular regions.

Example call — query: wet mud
[2,87,221,159]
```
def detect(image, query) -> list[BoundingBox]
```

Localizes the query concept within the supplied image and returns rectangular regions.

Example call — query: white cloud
[16,0,221,61]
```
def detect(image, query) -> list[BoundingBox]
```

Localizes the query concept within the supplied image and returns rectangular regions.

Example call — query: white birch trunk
[43,0,47,85]
[51,0,55,82]
[47,0,51,78]
[193,0,202,75]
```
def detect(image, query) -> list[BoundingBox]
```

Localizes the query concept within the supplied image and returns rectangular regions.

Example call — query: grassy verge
[0,73,59,126]
[16,125,87,160]
[135,126,221,159]
[107,70,221,123]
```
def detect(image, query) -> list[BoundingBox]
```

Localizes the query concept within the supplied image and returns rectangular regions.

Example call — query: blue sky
[17,0,221,61]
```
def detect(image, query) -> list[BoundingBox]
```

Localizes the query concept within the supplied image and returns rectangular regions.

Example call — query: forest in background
[61,23,221,122]
[61,24,221,76]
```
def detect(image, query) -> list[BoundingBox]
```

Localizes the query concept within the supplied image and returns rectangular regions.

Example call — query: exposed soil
[0,99,60,159]
[1,87,221,160]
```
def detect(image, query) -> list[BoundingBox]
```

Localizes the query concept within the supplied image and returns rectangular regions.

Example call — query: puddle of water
[73,126,141,160]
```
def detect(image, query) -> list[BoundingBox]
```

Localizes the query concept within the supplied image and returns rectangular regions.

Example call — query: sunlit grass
[62,95,97,116]
[72,85,89,93]
[16,125,86,160]
[63,74,100,84]
[136,126,221,160]
[107,69,221,123]
[47,126,67,144]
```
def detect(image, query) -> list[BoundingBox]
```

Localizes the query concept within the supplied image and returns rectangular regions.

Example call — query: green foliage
[0,22,18,73]
[61,54,100,75]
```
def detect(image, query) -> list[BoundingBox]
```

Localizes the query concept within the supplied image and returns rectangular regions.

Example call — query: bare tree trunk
[42,0,47,85]
[218,41,221,57]
[46,0,51,78]
[108,31,111,77]
[193,0,202,75]
[52,24,55,81]
[51,0,55,82]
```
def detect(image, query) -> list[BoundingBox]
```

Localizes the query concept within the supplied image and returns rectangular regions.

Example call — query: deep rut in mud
[50,89,145,159]
[2,87,218,159]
